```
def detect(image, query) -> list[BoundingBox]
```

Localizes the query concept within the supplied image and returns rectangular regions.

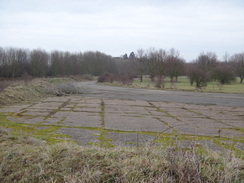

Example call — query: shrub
[46,82,81,96]
[97,72,135,85]
[155,76,165,88]
[188,65,209,89]
[115,73,134,85]
[212,65,236,84]
[97,73,114,83]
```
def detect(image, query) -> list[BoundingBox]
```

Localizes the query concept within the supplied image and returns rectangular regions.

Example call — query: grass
[0,128,243,183]
[105,76,244,94]
[0,77,78,105]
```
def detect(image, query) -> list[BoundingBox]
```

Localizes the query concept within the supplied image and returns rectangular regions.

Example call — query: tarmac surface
[76,81,244,107]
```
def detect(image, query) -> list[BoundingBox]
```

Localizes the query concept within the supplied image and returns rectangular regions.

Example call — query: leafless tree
[211,62,236,84]
[187,63,209,89]
[165,48,185,82]
[0,47,29,78]
[0,47,7,77]
[186,52,219,88]
[196,52,218,73]
[230,53,244,83]
[147,48,167,81]
[136,49,147,82]
[30,49,49,77]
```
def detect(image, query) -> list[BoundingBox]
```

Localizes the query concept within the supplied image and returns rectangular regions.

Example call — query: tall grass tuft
[0,128,243,182]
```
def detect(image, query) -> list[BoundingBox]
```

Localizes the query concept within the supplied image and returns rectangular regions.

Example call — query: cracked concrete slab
[107,132,155,147]
[62,113,101,127]
[57,128,100,146]
[105,114,167,132]
[0,105,30,113]
[1,95,243,155]
[31,102,64,110]
[22,111,51,116]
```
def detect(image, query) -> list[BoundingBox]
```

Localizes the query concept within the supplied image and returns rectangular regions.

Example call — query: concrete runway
[76,81,244,107]
[1,95,243,153]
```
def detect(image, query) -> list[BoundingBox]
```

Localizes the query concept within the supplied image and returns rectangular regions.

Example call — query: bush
[188,65,209,89]
[155,76,165,88]
[115,73,134,85]
[212,65,236,84]
[97,72,135,85]
[97,73,114,83]
[46,83,81,96]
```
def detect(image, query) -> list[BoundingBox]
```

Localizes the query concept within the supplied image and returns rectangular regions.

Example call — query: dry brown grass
[0,77,77,105]
[0,128,243,183]
[0,80,17,92]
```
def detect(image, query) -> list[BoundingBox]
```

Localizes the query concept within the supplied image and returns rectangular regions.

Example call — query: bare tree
[0,47,7,77]
[50,50,64,76]
[212,62,236,84]
[186,52,219,88]
[16,48,29,77]
[230,53,244,83]
[187,63,209,89]
[136,49,147,82]
[165,48,185,82]
[30,49,49,77]
[6,48,19,78]
[196,52,218,73]
[147,48,166,81]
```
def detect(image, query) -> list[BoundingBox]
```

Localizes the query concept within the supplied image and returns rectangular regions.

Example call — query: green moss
[0,114,11,122]
[56,117,65,124]
[0,115,36,134]
[223,127,244,133]
[0,114,7,119]
[213,139,244,160]
[1,110,243,159]
[96,130,115,148]
[0,113,72,145]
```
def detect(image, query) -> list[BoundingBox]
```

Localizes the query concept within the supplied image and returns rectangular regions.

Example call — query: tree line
[0,47,243,87]
[119,48,244,87]
[0,47,117,78]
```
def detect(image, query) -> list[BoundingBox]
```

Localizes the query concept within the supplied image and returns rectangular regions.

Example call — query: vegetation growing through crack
[0,128,243,182]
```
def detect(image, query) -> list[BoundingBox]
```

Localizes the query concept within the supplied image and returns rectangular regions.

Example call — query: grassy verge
[104,76,244,94]
[0,77,79,106]
[0,128,243,183]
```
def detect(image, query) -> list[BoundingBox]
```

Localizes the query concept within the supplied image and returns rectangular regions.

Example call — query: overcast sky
[0,0,244,61]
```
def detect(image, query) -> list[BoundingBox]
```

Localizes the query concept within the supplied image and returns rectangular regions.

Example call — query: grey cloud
[0,0,243,60]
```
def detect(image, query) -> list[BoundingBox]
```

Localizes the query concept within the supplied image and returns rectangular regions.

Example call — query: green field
[122,76,244,94]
